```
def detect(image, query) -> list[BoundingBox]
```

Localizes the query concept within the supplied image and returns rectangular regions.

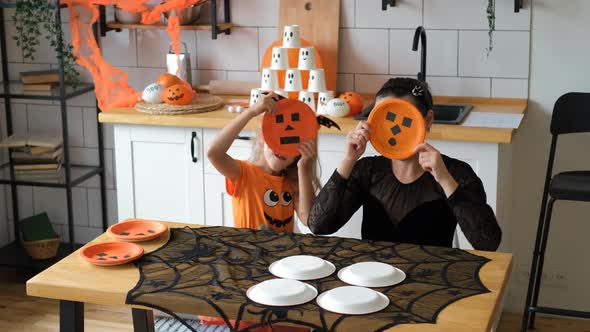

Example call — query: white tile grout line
[457,30,460,77]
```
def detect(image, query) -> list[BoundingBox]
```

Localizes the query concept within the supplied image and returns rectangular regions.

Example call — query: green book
[19,212,58,241]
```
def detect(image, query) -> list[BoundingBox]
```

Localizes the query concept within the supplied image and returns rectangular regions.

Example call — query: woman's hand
[248,92,279,116]
[297,140,317,171]
[337,121,370,179]
[415,142,458,197]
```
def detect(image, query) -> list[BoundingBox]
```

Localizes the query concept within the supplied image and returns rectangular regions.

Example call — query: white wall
[504,0,590,313]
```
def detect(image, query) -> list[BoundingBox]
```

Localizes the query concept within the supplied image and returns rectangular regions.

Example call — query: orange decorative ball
[157,73,181,88]
[339,91,364,116]
[162,84,194,105]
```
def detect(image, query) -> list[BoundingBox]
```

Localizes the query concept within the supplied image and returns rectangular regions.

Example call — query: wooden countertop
[27,221,513,332]
[99,96,528,144]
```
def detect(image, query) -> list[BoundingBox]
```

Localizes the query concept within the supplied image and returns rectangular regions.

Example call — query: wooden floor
[1,267,589,332]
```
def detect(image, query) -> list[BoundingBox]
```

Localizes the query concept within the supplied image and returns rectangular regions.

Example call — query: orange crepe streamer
[62,0,204,111]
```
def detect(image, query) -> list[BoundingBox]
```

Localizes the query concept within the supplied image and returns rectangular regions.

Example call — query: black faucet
[412,26,427,82]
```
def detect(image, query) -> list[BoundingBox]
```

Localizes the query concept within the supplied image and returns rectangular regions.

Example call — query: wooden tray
[135,94,224,115]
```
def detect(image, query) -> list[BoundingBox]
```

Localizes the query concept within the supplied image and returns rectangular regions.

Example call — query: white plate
[269,255,336,280]
[338,262,406,287]
[317,286,390,315]
[246,279,318,306]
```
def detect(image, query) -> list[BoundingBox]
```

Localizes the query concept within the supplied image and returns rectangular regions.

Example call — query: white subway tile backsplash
[338,29,389,74]
[427,76,491,97]
[340,0,355,28]
[67,92,97,108]
[389,29,419,76]
[232,0,279,27]
[83,108,99,148]
[137,30,197,69]
[88,188,118,228]
[194,70,227,86]
[495,0,531,31]
[103,124,115,150]
[424,0,488,30]
[356,0,422,29]
[73,226,103,244]
[459,30,529,78]
[27,105,61,134]
[33,187,67,224]
[66,107,85,148]
[5,25,22,63]
[73,187,89,227]
[337,73,355,93]
[101,30,138,67]
[492,78,528,98]
[227,71,260,82]
[354,74,392,94]
[258,27,278,66]
[197,27,260,71]
[428,30,459,77]
[10,104,28,134]
[124,67,165,91]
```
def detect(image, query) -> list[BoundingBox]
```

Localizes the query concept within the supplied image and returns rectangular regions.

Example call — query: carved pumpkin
[262,99,319,158]
[157,73,181,88]
[367,98,426,160]
[162,84,194,105]
[339,91,364,116]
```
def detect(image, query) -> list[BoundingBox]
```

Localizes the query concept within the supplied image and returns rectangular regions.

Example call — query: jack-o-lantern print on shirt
[261,188,293,230]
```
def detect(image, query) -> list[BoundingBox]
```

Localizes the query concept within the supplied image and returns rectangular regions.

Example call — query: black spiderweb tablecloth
[126,227,491,332]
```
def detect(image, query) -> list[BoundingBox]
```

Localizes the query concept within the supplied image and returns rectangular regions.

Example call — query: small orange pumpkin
[157,73,181,88]
[163,84,194,105]
[339,91,364,116]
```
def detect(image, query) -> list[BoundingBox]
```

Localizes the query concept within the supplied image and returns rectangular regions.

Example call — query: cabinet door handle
[236,135,252,141]
[191,131,198,163]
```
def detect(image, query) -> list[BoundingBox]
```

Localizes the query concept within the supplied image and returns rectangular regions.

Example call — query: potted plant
[12,0,80,85]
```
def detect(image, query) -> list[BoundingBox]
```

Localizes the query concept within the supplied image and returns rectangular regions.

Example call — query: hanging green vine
[13,0,80,85]
[486,0,496,56]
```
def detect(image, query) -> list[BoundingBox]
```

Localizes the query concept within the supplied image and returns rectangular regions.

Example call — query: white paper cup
[283,25,301,48]
[317,91,334,115]
[284,69,303,92]
[261,68,279,90]
[307,69,326,93]
[250,88,262,106]
[298,91,316,112]
[298,47,316,70]
[274,90,289,98]
[271,47,289,70]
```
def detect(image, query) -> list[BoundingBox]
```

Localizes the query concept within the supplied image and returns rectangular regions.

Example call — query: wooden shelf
[106,21,234,31]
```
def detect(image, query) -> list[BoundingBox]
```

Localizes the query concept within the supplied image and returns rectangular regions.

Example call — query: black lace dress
[308,155,501,251]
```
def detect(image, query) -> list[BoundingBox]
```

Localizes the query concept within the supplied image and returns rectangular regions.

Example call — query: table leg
[60,300,84,332]
[132,308,155,332]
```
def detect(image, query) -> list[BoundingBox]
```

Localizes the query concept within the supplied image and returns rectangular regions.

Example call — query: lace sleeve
[308,160,369,235]
[445,158,502,251]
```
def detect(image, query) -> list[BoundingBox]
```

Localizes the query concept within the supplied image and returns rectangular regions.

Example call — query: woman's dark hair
[375,77,433,116]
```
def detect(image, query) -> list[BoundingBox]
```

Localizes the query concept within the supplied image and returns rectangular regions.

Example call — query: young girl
[308,77,502,251]
[204,92,320,331]
[207,92,320,231]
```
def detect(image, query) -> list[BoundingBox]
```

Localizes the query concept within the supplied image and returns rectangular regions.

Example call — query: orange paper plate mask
[262,99,319,158]
[367,98,426,160]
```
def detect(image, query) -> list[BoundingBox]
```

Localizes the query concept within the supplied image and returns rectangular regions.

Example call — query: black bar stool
[521,92,590,331]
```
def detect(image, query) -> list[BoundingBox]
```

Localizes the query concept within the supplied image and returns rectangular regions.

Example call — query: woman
[308,78,501,251]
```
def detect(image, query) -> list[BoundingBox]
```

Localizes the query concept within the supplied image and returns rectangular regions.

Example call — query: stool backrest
[551,92,590,135]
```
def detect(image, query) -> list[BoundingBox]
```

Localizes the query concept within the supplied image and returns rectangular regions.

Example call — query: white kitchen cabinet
[203,174,234,227]
[114,125,205,224]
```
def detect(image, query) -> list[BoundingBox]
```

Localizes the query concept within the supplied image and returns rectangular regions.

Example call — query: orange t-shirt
[226,160,295,232]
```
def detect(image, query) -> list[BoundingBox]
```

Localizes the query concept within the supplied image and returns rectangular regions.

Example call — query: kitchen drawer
[203,128,255,175]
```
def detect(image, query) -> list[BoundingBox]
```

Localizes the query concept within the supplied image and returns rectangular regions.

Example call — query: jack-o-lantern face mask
[262,99,319,158]
[367,98,426,160]
[261,188,293,230]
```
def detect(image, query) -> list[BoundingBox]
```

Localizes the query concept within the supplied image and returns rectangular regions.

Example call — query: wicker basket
[21,237,60,260]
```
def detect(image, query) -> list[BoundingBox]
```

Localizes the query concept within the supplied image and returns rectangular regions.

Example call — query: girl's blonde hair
[250,129,322,194]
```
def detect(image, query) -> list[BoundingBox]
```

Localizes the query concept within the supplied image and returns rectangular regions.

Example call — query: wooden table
[27,222,513,332]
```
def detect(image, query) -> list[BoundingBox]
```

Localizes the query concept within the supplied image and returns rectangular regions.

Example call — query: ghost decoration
[298,91,316,112]
[141,83,163,104]
[327,98,350,118]
[298,47,315,70]
[282,25,301,48]
[284,69,302,92]
[317,91,334,115]
[261,68,279,90]
[307,69,326,92]
[250,88,262,106]
[270,47,288,70]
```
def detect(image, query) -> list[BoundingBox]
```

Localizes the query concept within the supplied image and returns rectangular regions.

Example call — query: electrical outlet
[516,265,568,289]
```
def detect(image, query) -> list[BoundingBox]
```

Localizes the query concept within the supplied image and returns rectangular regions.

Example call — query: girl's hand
[297,140,317,170]
[344,121,370,162]
[249,92,279,116]
[415,143,459,197]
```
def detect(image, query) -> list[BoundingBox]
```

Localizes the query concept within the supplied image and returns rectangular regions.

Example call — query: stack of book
[0,133,64,179]
[20,70,61,93]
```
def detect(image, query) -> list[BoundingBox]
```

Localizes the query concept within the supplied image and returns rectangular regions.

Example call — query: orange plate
[80,242,144,266]
[367,99,426,160]
[262,99,319,158]
[107,219,168,242]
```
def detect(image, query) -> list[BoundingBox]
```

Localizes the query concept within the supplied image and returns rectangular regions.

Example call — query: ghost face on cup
[284,69,302,91]
[317,91,334,114]
[298,91,316,112]
[307,69,326,92]
[250,89,262,106]
[261,68,278,90]
[271,47,288,70]
[298,47,315,70]
[282,25,301,48]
